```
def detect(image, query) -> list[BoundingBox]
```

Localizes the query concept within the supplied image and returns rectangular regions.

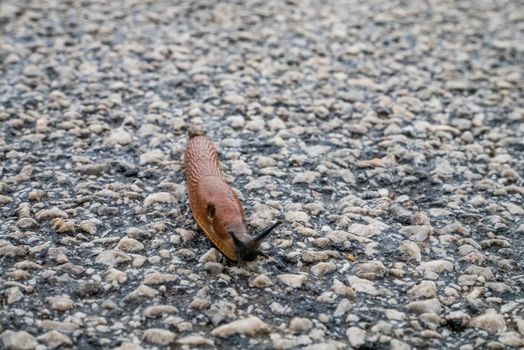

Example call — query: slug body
[185,134,275,262]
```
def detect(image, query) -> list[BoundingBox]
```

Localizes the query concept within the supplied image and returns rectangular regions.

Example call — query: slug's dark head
[231,221,282,263]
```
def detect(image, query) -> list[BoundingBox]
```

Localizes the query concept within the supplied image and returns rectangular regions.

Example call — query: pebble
[485,282,512,294]
[334,299,352,317]
[347,223,384,238]
[302,250,330,263]
[255,156,276,168]
[176,335,214,346]
[249,274,273,288]
[51,218,75,233]
[469,309,507,334]
[37,320,79,333]
[143,271,177,285]
[116,237,144,252]
[120,284,154,304]
[445,311,471,330]
[203,262,224,274]
[390,339,411,350]
[142,328,176,345]
[311,262,337,276]
[104,268,127,284]
[498,332,523,347]
[143,305,178,318]
[293,171,319,184]
[211,317,270,338]
[268,302,287,316]
[95,250,132,266]
[77,219,101,235]
[206,301,236,325]
[470,195,487,207]
[407,281,437,299]
[0,195,13,204]
[245,119,265,131]
[35,207,68,220]
[284,211,311,224]
[432,159,455,177]
[226,115,245,129]
[113,343,144,350]
[418,260,454,274]
[16,218,38,229]
[139,150,165,165]
[6,287,23,304]
[0,240,27,258]
[231,159,252,175]
[400,225,432,241]
[36,331,72,349]
[47,295,74,312]
[73,281,102,298]
[406,298,442,315]
[278,274,308,288]
[346,327,366,348]
[398,241,421,261]
[144,192,176,207]
[46,247,68,264]
[77,162,108,176]
[289,317,313,334]
[0,331,37,350]
[356,261,387,280]
[347,276,378,296]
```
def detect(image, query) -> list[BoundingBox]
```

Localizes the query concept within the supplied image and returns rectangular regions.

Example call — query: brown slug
[184,130,280,262]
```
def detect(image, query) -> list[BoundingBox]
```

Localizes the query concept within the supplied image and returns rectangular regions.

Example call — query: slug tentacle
[184,133,279,262]
[254,221,282,243]
[233,221,282,263]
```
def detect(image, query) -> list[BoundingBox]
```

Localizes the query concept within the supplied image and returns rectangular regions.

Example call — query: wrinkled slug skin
[184,135,245,261]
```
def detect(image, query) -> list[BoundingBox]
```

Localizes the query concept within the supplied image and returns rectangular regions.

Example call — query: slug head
[231,221,282,263]
[195,177,281,262]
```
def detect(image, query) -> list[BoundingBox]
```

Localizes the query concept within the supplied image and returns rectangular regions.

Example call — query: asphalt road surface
[0,0,523,349]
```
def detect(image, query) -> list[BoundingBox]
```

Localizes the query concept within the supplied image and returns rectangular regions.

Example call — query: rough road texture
[1,0,523,349]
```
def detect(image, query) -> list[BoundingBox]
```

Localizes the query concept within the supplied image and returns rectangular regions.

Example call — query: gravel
[1,0,523,349]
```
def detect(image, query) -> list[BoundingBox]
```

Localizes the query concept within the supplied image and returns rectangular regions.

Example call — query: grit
[0,0,523,349]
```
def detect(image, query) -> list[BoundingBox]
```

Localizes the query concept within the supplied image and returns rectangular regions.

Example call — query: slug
[184,130,280,262]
